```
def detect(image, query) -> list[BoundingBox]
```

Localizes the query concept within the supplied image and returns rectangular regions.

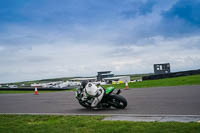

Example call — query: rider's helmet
[85,83,98,96]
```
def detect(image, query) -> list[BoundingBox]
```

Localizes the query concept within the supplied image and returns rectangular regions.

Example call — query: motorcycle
[75,86,127,109]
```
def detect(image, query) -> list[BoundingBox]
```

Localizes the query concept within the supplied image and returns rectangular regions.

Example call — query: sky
[0,0,200,83]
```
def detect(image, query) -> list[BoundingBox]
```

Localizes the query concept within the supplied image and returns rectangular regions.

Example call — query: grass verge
[104,74,200,89]
[0,115,199,133]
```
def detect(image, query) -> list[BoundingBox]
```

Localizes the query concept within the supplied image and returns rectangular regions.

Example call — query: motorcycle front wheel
[79,101,91,109]
[109,95,127,109]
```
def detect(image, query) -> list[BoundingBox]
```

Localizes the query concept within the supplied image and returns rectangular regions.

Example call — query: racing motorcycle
[75,86,127,109]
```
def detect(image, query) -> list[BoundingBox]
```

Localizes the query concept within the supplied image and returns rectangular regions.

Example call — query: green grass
[104,74,200,89]
[0,115,199,133]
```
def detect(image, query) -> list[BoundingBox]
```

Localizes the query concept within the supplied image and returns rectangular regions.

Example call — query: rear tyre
[109,95,127,109]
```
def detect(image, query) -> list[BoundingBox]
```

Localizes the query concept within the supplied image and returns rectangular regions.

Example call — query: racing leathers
[81,82,104,107]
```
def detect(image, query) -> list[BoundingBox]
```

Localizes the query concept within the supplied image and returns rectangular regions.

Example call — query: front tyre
[78,100,92,109]
[109,95,127,109]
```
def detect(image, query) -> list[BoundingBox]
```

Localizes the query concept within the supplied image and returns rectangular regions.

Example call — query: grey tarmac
[0,85,200,116]
[103,115,200,122]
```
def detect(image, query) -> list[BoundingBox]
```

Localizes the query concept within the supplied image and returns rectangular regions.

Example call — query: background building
[104,76,130,84]
[69,77,96,82]
[97,71,114,81]
[154,63,170,75]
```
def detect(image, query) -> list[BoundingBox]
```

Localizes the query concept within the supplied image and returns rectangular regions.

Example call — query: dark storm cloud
[163,0,200,26]
[160,0,200,37]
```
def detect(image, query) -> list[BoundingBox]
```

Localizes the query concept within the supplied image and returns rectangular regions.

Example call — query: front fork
[116,89,121,95]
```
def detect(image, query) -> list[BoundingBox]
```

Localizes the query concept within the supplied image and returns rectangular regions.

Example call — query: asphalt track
[0,85,200,115]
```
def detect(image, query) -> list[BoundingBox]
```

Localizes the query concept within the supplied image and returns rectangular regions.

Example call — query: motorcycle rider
[80,81,104,108]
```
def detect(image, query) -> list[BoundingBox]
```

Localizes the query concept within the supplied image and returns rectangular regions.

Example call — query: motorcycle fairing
[105,86,115,94]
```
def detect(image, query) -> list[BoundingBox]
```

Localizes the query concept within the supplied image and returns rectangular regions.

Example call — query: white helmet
[85,83,98,96]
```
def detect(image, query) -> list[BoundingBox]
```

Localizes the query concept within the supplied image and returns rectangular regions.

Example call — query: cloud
[163,0,200,26]
[160,0,200,37]
[0,0,200,83]
[1,34,200,83]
